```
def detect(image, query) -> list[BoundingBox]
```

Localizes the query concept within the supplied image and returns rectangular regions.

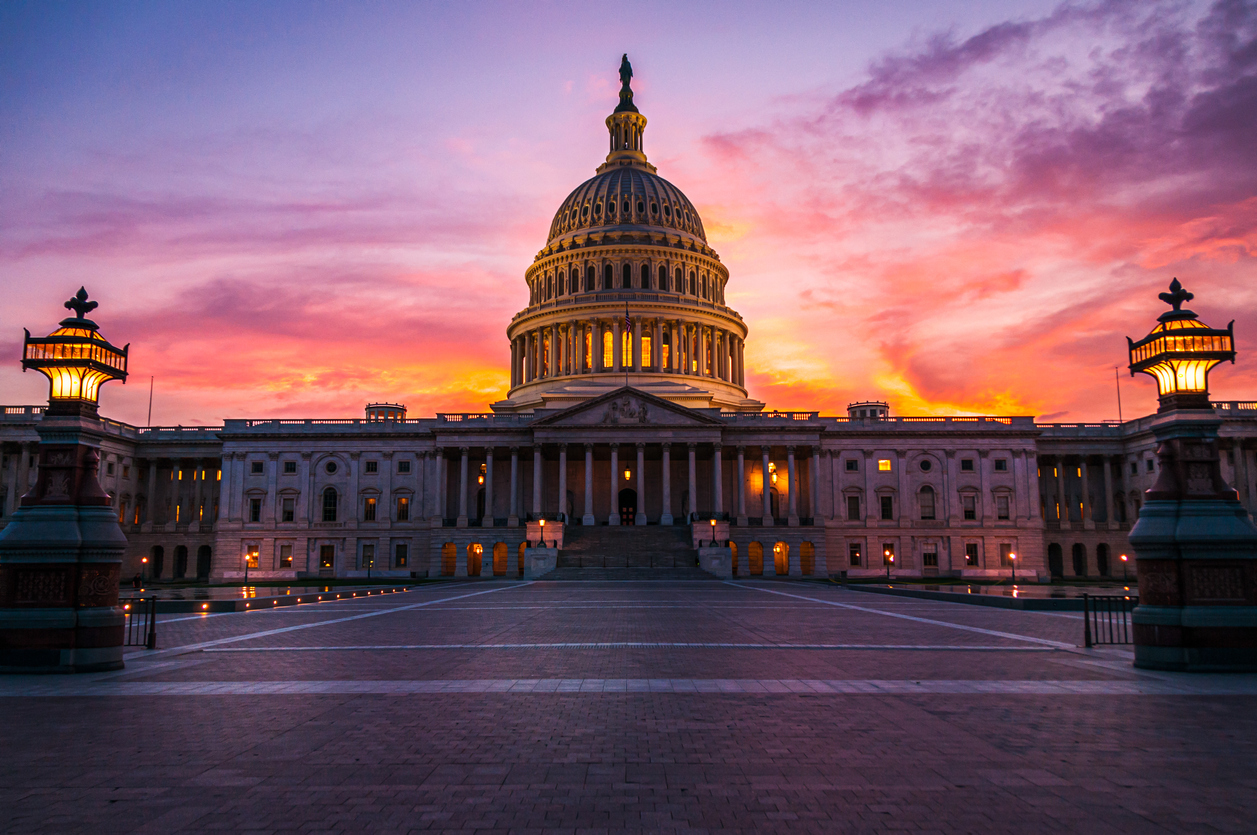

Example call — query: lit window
[245,545,260,569]
[319,544,334,568]
[397,496,410,521]
[877,459,891,471]
[279,543,293,568]
[364,497,377,522]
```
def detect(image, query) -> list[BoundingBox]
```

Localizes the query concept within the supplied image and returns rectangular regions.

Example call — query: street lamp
[709,518,716,547]
[885,549,893,580]
[539,517,546,548]
[140,556,148,588]
[22,287,129,417]
[1009,552,1017,583]
[1127,278,1234,412]
[1121,553,1128,581]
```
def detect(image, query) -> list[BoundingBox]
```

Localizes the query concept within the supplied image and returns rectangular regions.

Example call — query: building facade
[3,67,1256,582]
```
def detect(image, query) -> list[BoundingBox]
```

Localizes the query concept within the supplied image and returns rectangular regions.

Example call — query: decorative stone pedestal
[0,415,127,673]
[1131,409,1257,671]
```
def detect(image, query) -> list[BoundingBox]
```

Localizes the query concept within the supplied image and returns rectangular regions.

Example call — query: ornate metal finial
[1158,278,1194,312]
[64,287,98,320]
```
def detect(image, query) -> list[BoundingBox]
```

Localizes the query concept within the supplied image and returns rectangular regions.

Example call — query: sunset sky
[2,0,1255,425]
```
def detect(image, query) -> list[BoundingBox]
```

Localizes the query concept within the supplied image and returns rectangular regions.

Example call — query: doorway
[748,541,763,576]
[196,545,212,579]
[619,488,637,526]
[1096,543,1110,577]
[1048,543,1063,578]
[1072,543,1087,577]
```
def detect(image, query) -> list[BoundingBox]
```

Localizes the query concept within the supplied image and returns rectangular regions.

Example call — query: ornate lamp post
[0,289,130,672]
[1127,279,1257,671]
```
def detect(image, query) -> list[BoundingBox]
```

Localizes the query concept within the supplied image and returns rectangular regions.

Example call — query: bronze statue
[619,54,633,90]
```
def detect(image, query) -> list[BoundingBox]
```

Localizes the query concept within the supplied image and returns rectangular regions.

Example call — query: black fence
[1082,593,1137,647]
[120,596,157,649]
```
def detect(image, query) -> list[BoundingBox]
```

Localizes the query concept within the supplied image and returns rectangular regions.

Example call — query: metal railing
[1082,593,1137,647]
[120,596,157,649]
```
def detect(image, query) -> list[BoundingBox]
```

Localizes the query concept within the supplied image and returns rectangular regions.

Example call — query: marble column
[761,446,772,525]
[712,444,723,518]
[557,444,568,521]
[508,446,519,526]
[811,448,821,521]
[736,446,747,525]
[583,444,595,525]
[532,446,543,517]
[1057,457,1071,530]
[1103,455,1116,529]
[613,317,622,373]
[660,444,673,525]
[1081,457,1093,529]
[144,460,158,529]
[687,442,698,521]
[456,447,469,527]
[524,333,534,382]
[483,447,494,527]
[635,443,646,525]
[608,444,620,525]
[787,446,799,526]
[510,339,517,387]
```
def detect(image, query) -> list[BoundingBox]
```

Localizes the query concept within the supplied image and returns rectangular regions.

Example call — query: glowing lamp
[624,467,631,481]
[769,463,777,485]
[22,288,128,417]
[1127,279,1234,412]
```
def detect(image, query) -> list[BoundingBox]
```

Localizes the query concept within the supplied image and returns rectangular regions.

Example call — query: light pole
[1009,552,1017,583]
[539,518,546,548]
[885,549,892,581]
[140,556,148,588]
[709,518,716,547]
[1121,553,1128,581]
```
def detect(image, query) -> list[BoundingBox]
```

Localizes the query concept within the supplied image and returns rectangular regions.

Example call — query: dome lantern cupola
[600,54,653,173]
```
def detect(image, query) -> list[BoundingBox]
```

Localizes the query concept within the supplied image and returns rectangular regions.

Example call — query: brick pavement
[2,578,1255,833]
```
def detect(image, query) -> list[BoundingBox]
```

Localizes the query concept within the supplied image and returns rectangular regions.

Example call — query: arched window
[641,263,650,289]
[658,265,668,290]
[919,486,936,520]
[586,265,595,292]
[322,487,338,522]
[688,271,696,294]
[800,542,815,576]
[1071,542,1087,576]
[603,263,612,289]
[748,541,764,576]
[675,267,683,292]
[547,275,553,299]
[603,330,614,368]
[773,542,789,575]
[622,263,632,288]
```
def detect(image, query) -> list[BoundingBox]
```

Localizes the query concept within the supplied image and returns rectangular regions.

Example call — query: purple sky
[2,0,1255,425]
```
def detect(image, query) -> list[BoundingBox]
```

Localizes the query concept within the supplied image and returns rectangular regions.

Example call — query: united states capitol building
[3,63,1256,583]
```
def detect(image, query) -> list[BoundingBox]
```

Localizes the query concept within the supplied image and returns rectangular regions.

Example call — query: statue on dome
[619,54,633,90]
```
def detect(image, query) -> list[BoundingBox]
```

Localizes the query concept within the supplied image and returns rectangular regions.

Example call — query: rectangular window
[877,459,892,471]
[882,543,895,566]
[919,490,935,520]
[397,496,410,521]
[395,543,408,568]
[965,543,979,566]
[999,543,1013,567]
[283,460,297,474]
[364,497,377,521]
[106,462,115,475]
[322,490,337,522]
[994,459,1008,472]
[996,495,1010,520]
[845,459,859,472]
[848,542,861,567]
[281,497,295,522]
[122,465,130,478]
[1146,459,1155,472]
[923,551,938,567]
[963,494,976,520]
[365,460,378,474]
[880,495,894,520]
[251,461,264,474]
[361,544,375,569]
[249,498,261,523]
[961,459,974,472]
[279,543,293,568]
[319,544,334,569]
[245,544,260,569]
[398,460,411,474]
[846,495,861,521]
[1130,461,1138,475]
[642,335,652,368]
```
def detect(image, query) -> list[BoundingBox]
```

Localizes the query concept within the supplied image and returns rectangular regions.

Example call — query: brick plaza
[3,578,1257,833]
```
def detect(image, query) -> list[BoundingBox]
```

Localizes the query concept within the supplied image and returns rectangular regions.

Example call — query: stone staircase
[555,525,698,571]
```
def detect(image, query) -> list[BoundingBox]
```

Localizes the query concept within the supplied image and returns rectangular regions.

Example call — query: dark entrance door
[619,488,637,526]
[1048,543,1063,578]
[196,545,212,580]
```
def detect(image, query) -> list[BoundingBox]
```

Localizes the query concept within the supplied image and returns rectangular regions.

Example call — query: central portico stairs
[546,525,710,579]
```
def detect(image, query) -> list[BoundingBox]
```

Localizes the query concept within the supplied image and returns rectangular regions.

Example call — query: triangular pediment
[530,387,725,427]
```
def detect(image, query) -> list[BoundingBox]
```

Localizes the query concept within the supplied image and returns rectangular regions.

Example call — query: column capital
[687,442,697,450]
[584,442,594,452]
[712,443,722,452]
[459,446,469,455]
[786,445,796,454]
[761,445,771,454]
[483,445,494,455]
[736,445,745,453]
[509,446,519,454]
[635,441,645,450]
[556,443,567,452]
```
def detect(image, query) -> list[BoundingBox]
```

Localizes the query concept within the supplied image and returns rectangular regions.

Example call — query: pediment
[531,387,724,427]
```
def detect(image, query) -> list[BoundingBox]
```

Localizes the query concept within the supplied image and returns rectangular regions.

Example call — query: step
[557,526,696,569]
[542,567,715,582]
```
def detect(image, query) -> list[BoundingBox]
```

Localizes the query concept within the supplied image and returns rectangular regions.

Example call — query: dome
[546,167,707,247]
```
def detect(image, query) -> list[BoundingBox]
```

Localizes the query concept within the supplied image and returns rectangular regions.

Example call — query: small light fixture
[22,287,128,417]
[624,467,631,481]
[769,463,777,485]
[1128,278,1235,411]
